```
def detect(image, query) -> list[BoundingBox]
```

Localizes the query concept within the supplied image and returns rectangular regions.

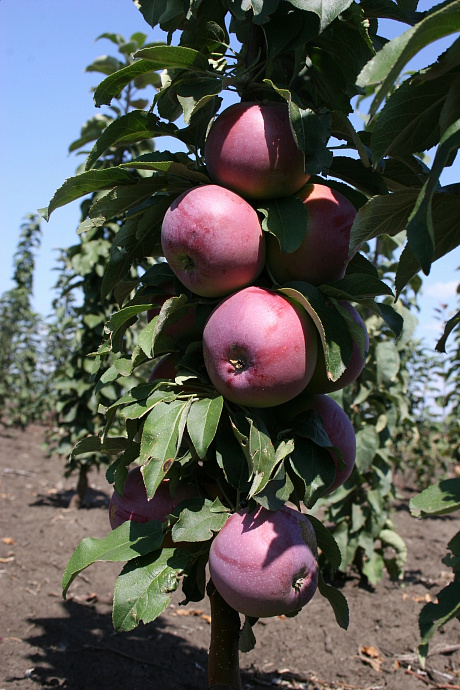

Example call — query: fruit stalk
[207,580,242,690]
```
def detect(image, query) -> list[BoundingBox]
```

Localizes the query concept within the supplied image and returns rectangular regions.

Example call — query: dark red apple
[306,301,368,394]
[282,393,356,494]
[266,183,357,286]
[209,505,318,618]
[160,185,265,298]
[202,286,318,407]
[205,101,309,199]
[109,467,195,530]
[148,353,179,384]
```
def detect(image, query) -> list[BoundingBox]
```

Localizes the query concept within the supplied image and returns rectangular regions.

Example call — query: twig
[3,467,36,476]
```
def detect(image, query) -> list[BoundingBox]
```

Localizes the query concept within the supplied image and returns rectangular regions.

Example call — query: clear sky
[1,0,459,351]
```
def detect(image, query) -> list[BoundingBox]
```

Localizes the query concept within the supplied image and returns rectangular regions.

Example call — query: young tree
[0,215,52,428]
[42,1,460,686]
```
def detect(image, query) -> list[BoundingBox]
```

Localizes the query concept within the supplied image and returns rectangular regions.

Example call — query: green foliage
[42,0,460,650]
[0,215,53,428]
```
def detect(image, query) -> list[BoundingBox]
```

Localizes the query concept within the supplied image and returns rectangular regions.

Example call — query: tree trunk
[68,465,89,508]
[207,580,242,690]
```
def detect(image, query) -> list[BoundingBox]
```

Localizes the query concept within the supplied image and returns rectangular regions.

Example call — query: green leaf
[135,45,210,71]
[187,396,224,459]
[263,80,332,174]
[410,478,460,517]
[357,0,460,118]
[138,294,188,359]
[120,151,210,183]
[406,118,460,274]
[436,309,460,353]
[370,72,453,161]
[85,111,176,170]
[101,197,172,300]
[317,570,349,629]
[355,425,380,472]
[113,548,191,632]
[287,0,353,32]
[376,341,400,385]
[280,284,353,382]
[140,399,190,484]
[418,579,460,666]
[308,514,342,569]
[171,497,229,543]
[395,189,460,295]
[62,520,164,598]
[42,169,136,221]
[247,412,278,498]
[258,196,308,253]
[177,78,223,124]
[85,55,122,76]
[289,439,336,507]
[253,462,294,511]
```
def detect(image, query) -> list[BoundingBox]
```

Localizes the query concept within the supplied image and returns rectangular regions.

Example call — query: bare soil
[1,425,460,690]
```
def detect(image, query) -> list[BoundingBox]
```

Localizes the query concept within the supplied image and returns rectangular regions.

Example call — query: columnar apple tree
[42,0,460,685]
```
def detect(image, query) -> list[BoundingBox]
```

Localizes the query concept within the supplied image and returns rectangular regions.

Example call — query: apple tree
[42,0,460,686]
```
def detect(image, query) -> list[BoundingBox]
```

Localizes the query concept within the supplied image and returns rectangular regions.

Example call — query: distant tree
[0,214,52,428]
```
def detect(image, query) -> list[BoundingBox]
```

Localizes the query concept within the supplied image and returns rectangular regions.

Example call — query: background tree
[0,214,53,428]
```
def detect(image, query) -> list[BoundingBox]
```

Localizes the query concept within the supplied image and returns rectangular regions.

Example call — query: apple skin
[205,101,309,200]
[266,183,357,286]
[148,353,179,384]
[202,286,318,407]
[306,301,369,394]
[160,185,265,298]
[281,393,356,494]
[109,467,196,530]
[209,505,318,618]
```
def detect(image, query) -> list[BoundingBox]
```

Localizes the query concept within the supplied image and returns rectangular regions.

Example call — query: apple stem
[207,579,242,690]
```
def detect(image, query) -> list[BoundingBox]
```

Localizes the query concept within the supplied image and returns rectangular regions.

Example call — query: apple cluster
[111,101,369,619]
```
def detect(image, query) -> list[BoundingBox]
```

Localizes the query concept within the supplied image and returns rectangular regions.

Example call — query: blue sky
[1,0,459,351]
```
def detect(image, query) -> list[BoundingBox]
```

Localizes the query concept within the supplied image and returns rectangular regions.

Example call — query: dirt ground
[1,425,460,690]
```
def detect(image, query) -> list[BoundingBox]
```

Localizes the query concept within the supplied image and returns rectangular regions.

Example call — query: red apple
[146,283,199,342]
[205,101,309,199]
[148,353,179,383]
[109,467,196,530]
[202,286,318,407]
[160,185,265,298]
[282,393,356,494]
[306,301,369,394]
[266,183,357,286]
[209,505,318,618]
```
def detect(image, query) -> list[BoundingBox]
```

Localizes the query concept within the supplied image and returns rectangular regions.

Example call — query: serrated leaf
[406,118,460,274]
[370,72,452,161]
[85,111,176,170]
[135,45,209,71]
[395,189,460,296]
[357,0,460,118]
[317,570,349,629]
[171,497,228,542]
[43,169,136,221]
[258,196,308,253]
[140,399,189,478]
[113,548,191,631]
[410,478,460,517]
[62,520,164,598]
[187,396,223,459]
